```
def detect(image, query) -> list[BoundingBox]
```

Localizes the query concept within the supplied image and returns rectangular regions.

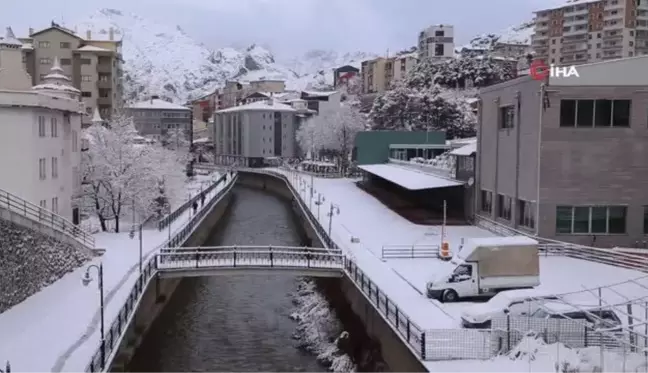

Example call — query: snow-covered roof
[216,100,297,113]
[302,90,338,97]
[449,142,477,156]
[128,99,190,111]
[32,83,81,94]
[21,43,33,50]
[0,27,22,47]
[76,45,112,52]
[358,164,462,190]
[91,108,103,123]
[192,137,210,144]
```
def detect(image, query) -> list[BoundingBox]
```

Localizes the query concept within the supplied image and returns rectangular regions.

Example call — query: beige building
[360,53,418,94]
[476,55,648,248]
[0,27,84,223]
[533,0,648,65]
[418,24,456,60]
[217,79,286,109]
[18,23,123,126]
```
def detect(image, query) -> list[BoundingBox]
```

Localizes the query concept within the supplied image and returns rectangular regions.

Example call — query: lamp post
[82,263,105,370]
[314,193,325,221]
[327,203,340,237]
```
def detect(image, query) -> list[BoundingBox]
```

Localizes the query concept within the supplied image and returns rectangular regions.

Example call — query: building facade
[0,28,84,223]
[476,56,648,248]
[333,65,360,88]
[212,100,300,166]
[18,24,123,126]
[217,79,286,109]
[533,0,648,65]
[300,90,341,113]
[418,24,455,60]
[126,97,192,146]
[360,53,418,94]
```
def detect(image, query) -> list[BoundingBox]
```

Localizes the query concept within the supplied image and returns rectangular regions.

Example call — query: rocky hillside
[0,219,93,313]
[72,9,375,103]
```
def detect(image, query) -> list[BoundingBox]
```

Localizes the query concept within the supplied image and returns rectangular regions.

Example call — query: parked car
[461,289,559,328]
[530,302,623,332]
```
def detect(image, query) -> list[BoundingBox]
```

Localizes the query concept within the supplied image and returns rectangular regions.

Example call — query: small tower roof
[91,107,103,124]
[0,27,22,47]
[51,56,64,74]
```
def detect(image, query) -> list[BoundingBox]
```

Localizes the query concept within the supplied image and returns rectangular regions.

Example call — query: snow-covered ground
[0,171,232,372]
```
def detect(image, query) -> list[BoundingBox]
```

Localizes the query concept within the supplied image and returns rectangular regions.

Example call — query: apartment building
[418,24,455,60]
[0,28,84,223]
[212,100,300,166]
[360,53,418,94]
[217,79,286,109]
[476,55,648,248]
[300,90,341,113]
[533,0,648,65]
[126,97,192,145]
[19,23,123,126]
[333,65,360,88]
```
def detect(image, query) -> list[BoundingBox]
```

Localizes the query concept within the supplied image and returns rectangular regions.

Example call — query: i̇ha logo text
[530,60,580,80]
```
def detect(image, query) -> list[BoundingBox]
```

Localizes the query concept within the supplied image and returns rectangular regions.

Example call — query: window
[40,58,51,65]
[518,200,536,229]
[435,30,444,37]
[51,157,58,178]
[499,105,515,129]
[50,118,58,137]
[38,116,46,137]
[60,42,71,49]
[555,206,627,234]
[72,130,78,152]
[38,41,50,48]
[82,91,92,98]
[480,190,493,213]
[39,158,46,180]
[81,75,92,82]
[80,58,91,65]
[497,194,512,220]
[52,197,58,214]
[560,99,631,127]
[60,58,72,66]
[434,43,444,56]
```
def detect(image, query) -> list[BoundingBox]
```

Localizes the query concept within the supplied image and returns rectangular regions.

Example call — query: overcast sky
[1,0,563,58]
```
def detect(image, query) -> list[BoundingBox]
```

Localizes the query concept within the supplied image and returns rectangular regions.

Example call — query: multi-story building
[533,0,648,65]
[18,23,123,126]
[0,28,84,223]
[217,79,286,109]
[212,99,301,166]
[333,65,360,88]
[476,55,648,248]
[418,24,455,60]
[360,53,417,94]
[300,90,341,113]
[126,96,192,145]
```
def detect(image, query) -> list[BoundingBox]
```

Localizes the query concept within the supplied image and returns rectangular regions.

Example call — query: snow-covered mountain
[458,20,535,52]
[72,9,374,103]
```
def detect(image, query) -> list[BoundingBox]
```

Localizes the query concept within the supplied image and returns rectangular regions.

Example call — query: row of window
[38,116,79,151]
[38,157,59,180]
[480,191,536,229]
[151,123,186,130]
[37,41,72,49]
[39,197,59,215]
[560,99,631,128]
[556,205,627,234]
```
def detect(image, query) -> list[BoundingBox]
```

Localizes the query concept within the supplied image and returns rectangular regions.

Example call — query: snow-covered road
[0,172,231,372]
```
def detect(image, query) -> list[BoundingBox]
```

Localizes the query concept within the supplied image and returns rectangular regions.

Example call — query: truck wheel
[442,290,458,302]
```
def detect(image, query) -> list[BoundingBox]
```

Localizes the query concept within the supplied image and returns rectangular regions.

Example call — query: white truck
[426,236,540,302]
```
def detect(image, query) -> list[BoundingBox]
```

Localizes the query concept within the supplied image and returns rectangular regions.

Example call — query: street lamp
[82,264,105,370]
[314,193,325,221]
[327,203,340,237]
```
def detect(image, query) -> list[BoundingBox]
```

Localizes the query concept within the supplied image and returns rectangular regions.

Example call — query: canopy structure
[358,164,463,191]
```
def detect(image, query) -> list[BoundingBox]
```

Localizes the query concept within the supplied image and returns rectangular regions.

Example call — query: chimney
[109,27,114,41]
[29,27,34,35]
[86,30,91,40]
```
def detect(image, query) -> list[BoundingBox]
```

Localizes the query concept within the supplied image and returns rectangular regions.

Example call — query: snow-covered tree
[338,74,362,105]
[296,104,366,168]
[369,84,476,139]
[406,56,515,90]
[82,113,185,232]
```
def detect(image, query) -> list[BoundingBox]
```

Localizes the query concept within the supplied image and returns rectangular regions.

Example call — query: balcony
[97,80,111,89]
[602,42,622,50]
[97,97,112,106]
[563,27,588,37]
[96,63,112,73]
[602,31,624,40]
[561,43,588,53]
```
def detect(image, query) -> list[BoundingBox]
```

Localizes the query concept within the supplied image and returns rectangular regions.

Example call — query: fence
[157,173,228,231]
[0,188,95,249]
[474,214,648,272]
[84,173,237,373]
[381,245,440,259]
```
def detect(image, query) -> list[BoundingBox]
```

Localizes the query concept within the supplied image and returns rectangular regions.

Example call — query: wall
[237,171,427,372]
[354,131,446,165]
[107,184,235,372]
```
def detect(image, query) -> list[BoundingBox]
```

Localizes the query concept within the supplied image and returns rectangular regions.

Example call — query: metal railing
[381,245,440,259]
[474,214,648,272]
[156,247,345,271]
[0,188,95,249]
[85,173,238,373]
[157,173,228,231]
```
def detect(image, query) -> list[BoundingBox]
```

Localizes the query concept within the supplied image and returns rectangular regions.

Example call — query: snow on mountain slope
[458,20,535,52]
[72,9,373,103]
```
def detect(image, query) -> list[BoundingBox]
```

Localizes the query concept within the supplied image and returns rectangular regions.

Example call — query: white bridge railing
[381,245,440,259]
[157,246,344,271]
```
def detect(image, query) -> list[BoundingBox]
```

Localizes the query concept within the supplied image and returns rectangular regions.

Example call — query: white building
[418,24,455,60]
[0,27,84,223]
[300,90,341,113]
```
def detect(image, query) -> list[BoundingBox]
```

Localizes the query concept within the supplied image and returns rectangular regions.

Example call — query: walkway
[0,172,231,372]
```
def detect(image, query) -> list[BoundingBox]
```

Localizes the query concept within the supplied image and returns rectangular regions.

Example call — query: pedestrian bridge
[156,246,344,278]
